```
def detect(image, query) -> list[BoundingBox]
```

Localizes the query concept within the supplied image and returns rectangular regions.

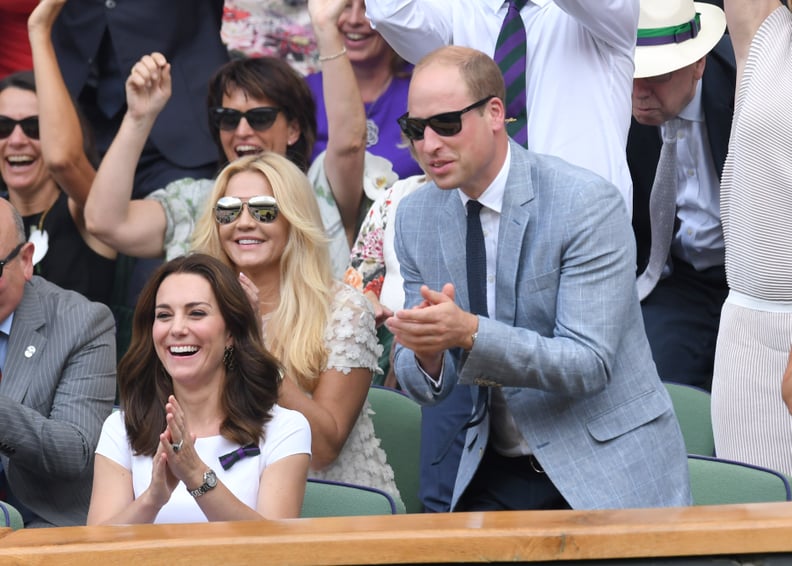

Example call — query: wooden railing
[0,502,791,564]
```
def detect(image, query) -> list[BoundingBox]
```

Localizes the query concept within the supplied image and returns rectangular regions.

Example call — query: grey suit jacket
[0,277,116,526]
[394,141,691,510]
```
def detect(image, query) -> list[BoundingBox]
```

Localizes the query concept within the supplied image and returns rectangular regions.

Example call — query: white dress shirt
[666,81,725,271]
[367,0,639,210]
[458,147,532,456]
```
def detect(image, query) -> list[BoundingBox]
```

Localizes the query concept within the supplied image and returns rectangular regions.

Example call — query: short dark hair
[118,253,282,456]
[207,57,317,173]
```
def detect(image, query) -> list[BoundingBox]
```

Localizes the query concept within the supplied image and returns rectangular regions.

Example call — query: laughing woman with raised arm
[0,0,115,305]
[83,0,393,278]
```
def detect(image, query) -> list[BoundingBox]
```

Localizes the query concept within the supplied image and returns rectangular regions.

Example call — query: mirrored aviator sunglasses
[0,115,40,140]
[214,195,279,224]
[210,107,281,132]
[397,96,494,142]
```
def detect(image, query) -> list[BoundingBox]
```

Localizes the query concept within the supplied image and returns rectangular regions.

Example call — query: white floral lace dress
[299,282,402,509]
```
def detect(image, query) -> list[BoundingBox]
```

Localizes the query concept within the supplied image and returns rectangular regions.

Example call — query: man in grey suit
[387,46,691,511]
[0,198,116,527]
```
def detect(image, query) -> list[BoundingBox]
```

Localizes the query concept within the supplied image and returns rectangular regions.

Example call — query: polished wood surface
[1,503,792,565]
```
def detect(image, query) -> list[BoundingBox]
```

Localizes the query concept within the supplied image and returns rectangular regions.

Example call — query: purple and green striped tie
[494,0,528,147]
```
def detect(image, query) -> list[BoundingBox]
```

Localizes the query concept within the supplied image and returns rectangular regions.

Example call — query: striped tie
[494,0,528,147]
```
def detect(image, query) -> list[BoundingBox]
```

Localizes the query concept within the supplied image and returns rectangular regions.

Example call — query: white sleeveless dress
[712,6,792,476]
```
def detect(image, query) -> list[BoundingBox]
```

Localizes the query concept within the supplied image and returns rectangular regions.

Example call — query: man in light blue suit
[387,46,691,511]
[0,199,116,526]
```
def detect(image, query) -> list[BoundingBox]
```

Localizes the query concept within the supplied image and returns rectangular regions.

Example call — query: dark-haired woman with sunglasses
[191,152,402,509]
[85,0,396,280]
[0,0,115,305]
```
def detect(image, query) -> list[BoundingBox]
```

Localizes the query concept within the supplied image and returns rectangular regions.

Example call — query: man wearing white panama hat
[627,0,734,391]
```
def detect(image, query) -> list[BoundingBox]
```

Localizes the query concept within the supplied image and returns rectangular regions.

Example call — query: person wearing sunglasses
[0,0,116,307]
[85,0,394,282]
[386,46,690,513]
[0,198,117,527]
[191,153,402,509]
[366,0,638,209]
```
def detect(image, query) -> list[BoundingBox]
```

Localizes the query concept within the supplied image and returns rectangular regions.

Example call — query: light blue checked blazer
[393,140,691,510]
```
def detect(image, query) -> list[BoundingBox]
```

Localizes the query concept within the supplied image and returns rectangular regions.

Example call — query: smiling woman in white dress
[88,254,311,524]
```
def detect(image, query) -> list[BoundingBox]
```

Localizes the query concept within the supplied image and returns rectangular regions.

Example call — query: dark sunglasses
[0,116,39,140]
[397,96,495,142]
[210,107,282,132]
[0,243,24,278]
[214,195,279,224]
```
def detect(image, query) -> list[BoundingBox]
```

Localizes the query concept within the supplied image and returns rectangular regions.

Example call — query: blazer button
[105,0,117,8]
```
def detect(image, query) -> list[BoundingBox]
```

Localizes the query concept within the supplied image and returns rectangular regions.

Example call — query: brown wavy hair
[117,253,282,456]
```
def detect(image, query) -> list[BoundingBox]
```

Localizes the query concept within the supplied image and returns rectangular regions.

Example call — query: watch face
[205,470,218,488]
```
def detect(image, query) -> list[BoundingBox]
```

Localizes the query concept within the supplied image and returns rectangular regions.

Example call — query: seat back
[366,385,422,513]
[0,501,24,530]
[300,478,397,517]
[688,455,792,505]
[664,382,715,456]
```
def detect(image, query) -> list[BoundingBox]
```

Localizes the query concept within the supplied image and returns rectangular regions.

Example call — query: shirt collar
[458,144,511,214]
[677,80,704,123]
[0,312,13,337]
[487,0,541,14]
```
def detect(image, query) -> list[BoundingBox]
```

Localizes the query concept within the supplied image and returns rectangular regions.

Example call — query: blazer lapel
[438,191,471,310]
[3,281,47,403]
[496,142,535,326]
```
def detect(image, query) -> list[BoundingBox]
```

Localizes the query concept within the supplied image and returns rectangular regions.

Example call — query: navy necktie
[494,0,529,147]
[466,200,489,318]
[432,201,491,465]
[466,200,489,429]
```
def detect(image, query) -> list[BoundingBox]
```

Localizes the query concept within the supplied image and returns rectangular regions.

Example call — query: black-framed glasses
[0,243,24,278]
[210,107,282,132]
[0,116,39,140]
[214,195,279,224]
[397,96,495,142]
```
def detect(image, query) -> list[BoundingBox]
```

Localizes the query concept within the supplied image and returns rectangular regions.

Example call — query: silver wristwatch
[188,469,218,498]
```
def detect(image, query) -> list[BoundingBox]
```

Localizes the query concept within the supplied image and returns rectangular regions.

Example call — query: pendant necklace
[28,199,55,267]
[364,76,393,148]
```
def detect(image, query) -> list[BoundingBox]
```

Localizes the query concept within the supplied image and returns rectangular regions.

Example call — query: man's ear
[488,96,507,130]
[693,56,707,81]
[19,242,35,281]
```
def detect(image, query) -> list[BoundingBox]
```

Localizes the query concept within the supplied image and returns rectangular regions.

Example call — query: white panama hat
[634,0,726,79]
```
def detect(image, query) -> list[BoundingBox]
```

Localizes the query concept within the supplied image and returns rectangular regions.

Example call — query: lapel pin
[24,345,36,358]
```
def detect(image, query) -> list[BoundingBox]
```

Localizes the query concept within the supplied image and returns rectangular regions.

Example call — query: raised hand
[386,283,477,377]
[126,52,172,123]
[28,0,68,35]
[238,272,261,318]
[308,0,348,36]
[147,441,179,509]
[160,395,207,491]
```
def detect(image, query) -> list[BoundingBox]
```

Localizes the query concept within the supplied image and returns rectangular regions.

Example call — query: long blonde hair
[192,153,332,391]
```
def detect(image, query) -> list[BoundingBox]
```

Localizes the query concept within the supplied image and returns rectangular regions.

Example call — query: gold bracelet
[318,47,347,62]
